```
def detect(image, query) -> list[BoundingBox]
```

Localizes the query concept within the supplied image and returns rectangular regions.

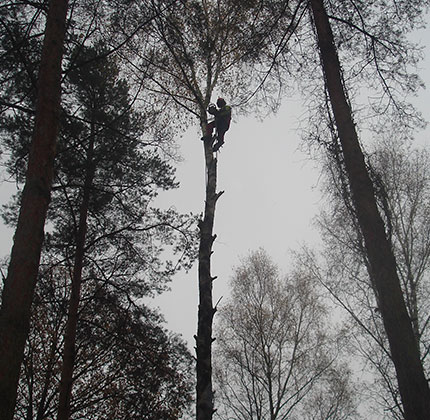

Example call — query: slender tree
[0,1,69,418]
[120,3,306,416]
[12,266,194,420]
[308,1,430,418]
[213,249,358,420]
[45,45,195,420]
[140,1,314,413]
[308,138,430,418]
[1,24,197,415]
[55,45,128,420]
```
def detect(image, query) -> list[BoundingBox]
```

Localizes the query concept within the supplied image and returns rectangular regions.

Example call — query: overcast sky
[1,20,430,355]
[151,22,430,349]
[152,95,323,347]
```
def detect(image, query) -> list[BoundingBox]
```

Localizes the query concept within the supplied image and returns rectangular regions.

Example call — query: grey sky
[151,22,430,349]
[1,11,430,375]
[152,97,322,347]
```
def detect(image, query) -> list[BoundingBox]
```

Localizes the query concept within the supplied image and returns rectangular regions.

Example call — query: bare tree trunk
[57,134,95,420]
[36,320,61,420]
[309,1,430,419]
[0,1,68,418]
[196,126,223,420]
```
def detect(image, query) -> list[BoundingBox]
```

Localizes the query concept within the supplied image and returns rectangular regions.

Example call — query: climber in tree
[201,98,232,152]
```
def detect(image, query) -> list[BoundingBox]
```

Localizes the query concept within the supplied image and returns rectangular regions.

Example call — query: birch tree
[309,139,430,419]
[118,2,303,418]
[213,249,358,420]
[234,1,430,416]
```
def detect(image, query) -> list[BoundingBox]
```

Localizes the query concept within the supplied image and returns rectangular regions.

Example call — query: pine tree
[0,1,69,418]
[45,45,196,420]
[15,266,194,420]
[309,1,430,418]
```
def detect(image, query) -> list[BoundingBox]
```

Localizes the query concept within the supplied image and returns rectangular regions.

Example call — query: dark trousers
[206,121,227,142]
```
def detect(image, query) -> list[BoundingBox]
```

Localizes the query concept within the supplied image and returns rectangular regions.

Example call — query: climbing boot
[213,140,224,152]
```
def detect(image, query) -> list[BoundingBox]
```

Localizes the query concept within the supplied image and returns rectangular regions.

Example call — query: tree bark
[36,320,61,420]
[57,131,96,420]
[309,1,430,419]
[0,1,68,419]
[196,127,222,420]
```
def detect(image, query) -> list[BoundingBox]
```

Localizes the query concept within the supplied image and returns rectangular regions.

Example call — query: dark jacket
[215,105,232,132]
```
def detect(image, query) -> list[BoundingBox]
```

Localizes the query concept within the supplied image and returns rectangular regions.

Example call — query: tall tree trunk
[36,318,61,420]
[309,1,430,419]
[57,133,96,420]
[196,124,223,420]
[0,1,68,419]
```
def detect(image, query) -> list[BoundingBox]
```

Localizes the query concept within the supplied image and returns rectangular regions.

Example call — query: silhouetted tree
[0,3,196,417]
[14,266,194,420]
[0,1,69,418]
[40,45,194,420]
[308,1,430,418]
[213,249,358,420]
[309,139,430,418]
[121,3,304,417]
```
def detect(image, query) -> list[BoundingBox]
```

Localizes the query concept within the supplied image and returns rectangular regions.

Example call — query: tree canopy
[1,1,430,420]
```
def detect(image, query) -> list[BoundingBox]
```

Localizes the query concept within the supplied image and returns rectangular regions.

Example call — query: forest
[0,0,430,419]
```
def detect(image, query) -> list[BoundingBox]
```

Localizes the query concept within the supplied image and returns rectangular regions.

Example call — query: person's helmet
[216,97,226,107]
[207,103,217,115]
